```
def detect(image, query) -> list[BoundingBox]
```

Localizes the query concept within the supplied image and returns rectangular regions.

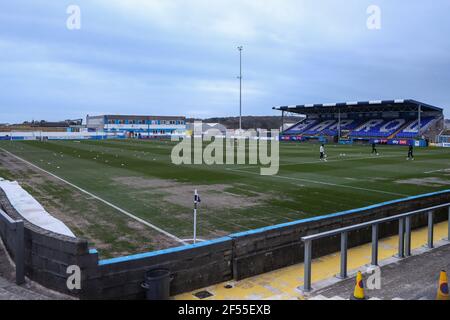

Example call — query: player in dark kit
[407,144,415,160]
[371,142,379,156]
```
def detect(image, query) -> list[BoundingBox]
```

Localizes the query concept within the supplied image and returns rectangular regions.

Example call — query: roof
[274,99,443,114]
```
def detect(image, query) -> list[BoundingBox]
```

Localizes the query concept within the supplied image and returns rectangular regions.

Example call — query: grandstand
[275,99,444,144]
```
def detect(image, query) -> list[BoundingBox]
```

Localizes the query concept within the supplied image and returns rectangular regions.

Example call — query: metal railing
[301,203,450,292]
[0,208,25,285]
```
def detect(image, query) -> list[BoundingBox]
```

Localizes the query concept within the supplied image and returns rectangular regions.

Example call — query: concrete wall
[83,237,232,299]
[0,209,18,262]
[0,188,98,297]
[0,187,449,300]
[0,131,125,141]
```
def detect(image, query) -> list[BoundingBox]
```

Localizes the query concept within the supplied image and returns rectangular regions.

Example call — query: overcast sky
[1,0,449,123]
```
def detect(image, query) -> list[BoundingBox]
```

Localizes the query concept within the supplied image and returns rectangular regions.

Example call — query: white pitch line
[0,148,188,245]
[424,168,450,174]
[279,154,404,167]
[226,167,409,197]
[234,154,402,170]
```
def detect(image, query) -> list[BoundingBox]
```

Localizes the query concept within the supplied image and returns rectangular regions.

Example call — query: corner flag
[193,189,201,244]
[194,190,201,204]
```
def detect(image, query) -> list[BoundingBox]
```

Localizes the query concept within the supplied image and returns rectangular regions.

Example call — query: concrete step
[0,240,70,300]
[309,293,404,301]
[0,277,52,300]
[309,295,347,300]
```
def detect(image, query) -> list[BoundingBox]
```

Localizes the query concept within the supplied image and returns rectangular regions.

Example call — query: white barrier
[0,179,75,237]
[187,135,279,141]
[0,131,125,141]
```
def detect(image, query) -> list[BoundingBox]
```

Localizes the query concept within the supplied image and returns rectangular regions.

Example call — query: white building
[86,114,186,137]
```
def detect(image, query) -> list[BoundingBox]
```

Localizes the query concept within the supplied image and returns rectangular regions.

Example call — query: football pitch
[0,139,449,258]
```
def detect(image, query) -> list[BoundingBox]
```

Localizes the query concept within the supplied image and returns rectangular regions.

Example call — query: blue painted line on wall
[228,189,450,238]
[98,189,450,266]
[99,237,231,266]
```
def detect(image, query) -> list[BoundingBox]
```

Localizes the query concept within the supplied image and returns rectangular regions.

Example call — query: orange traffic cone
[350,271,366,300]
[437,270,449,300]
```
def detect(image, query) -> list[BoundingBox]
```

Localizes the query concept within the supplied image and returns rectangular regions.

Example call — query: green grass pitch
[0,139,449,257]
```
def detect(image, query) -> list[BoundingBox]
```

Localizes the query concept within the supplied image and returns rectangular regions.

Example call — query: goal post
[8,130,44,141]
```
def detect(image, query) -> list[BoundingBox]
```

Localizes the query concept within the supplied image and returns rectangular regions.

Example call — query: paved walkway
[311,242,450,300]
[175,221,449,300]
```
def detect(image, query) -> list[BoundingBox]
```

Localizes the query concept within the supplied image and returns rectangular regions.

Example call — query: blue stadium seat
[396,117,435,138]
[284,119,318,134]
[349,119,407,138]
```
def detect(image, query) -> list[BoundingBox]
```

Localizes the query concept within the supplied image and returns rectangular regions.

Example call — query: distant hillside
[187,116,303,130]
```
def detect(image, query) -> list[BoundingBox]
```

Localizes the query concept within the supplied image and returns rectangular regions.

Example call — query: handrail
[0,208,25,285]
[300,203,450,292]
[302,203,450,242]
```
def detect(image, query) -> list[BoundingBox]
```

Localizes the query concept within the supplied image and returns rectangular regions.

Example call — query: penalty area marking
[424,168,450,174]
[226,167,409,197]
[0,148,188,245]
[234,154,402,171]
[279,154,401,167]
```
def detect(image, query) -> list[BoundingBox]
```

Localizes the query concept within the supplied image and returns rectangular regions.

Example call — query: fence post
[15,220,25,285]
[427,211,434,249]
[303,240,312,292]
[405,216,412,256]
[371,224,379,266]
[338,232,348,279]
[397,218,405,258]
